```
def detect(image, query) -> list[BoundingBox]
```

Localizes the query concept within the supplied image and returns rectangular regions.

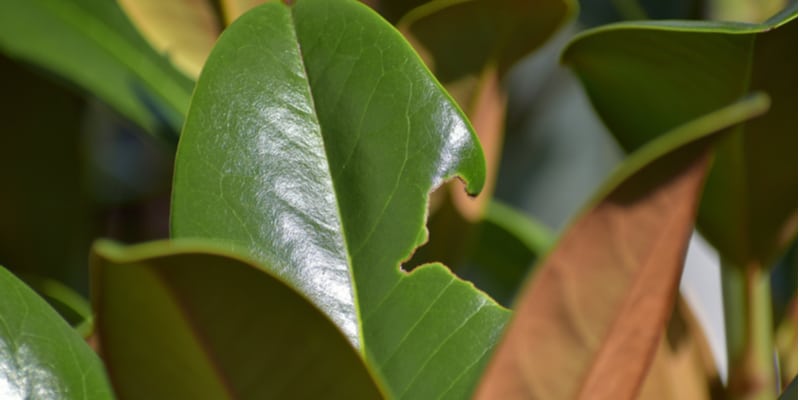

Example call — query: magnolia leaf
[0,266,113,399]
[399,0,576,218]
[91,240,384,399]
[563,5,798,268]
[171,1,508,398]
[474,95,769,400]
[637,296,723,400]
[0,0,194,134]
[118,0,221,79]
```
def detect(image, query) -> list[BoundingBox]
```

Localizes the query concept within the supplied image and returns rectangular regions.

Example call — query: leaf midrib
[287,3,365,351]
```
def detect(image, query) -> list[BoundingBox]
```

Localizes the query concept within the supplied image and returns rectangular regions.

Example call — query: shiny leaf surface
[399,0,575,217]
[563,6,798,268]
[92,240,384,399]
[0,266,113,399]
[171,1,508,398]
[474,95,769,400]
[0,0,194,133]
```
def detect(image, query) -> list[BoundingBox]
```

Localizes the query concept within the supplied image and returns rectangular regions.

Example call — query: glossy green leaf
[0,266,113,399]
[475,95,769,400]
[0,0,194,133]
[91,239,384,399]
[171,1,509,397]
[399,0,576,217]
[563,6,798,268]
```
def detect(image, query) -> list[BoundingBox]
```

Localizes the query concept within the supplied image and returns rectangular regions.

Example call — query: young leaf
[0,266,113,399]
[91,240,384,399]
[0,0,194,133]
[562,6,798,269]
[171,1,509,398]
[474,95,770,400]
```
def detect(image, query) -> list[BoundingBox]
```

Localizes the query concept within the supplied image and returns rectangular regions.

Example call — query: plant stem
[722,260,777,400]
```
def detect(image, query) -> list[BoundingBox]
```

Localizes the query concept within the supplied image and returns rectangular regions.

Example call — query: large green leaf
[475,95,769,400]
[562,6,798,268]
[0,0,194,133]
[91,240,384,399]
[171,1,509,398]
[0,266,113,399]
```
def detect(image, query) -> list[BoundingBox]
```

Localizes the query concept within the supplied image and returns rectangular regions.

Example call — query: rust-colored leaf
[637,296,723,400]
[474,95,769,400]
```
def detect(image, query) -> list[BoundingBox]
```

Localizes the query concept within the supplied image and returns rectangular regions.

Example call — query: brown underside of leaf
[637,296,723,400]
[474,144,712,400]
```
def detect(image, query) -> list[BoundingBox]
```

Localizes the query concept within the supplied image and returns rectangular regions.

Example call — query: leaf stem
[722,260,777,400]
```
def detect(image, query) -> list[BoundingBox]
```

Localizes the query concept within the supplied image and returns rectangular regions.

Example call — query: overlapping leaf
[0,266,113,399]
[171,1,508,398]
[91,240,384,399]
[474,95,769,400]
[0,0,194,133]
[563,6,798,268]
[399,0,576,217]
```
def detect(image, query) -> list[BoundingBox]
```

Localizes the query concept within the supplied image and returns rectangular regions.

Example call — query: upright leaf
[562,6,798,268]
[474,95,769,400]
[92,240,384,399]
[0,0,194,133]
[171,1,508,398]
[0,266,113,399]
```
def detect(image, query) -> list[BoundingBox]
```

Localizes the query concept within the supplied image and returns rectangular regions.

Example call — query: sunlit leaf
[171,1,508,398]
[0,266,113,399]
[92,239,385,399]
[474,95,769,400]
